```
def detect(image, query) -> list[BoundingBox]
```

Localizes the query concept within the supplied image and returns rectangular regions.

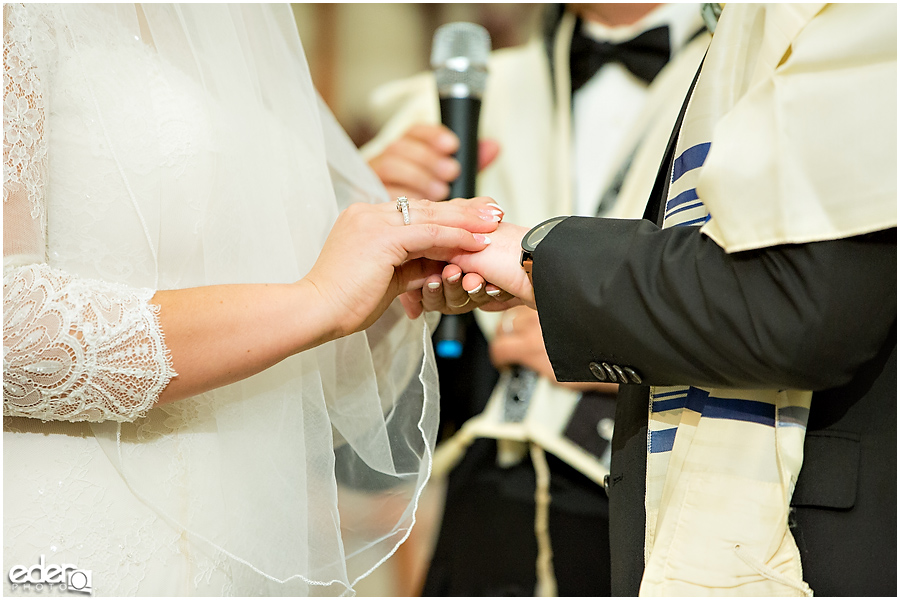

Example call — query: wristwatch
[520,216,568,285]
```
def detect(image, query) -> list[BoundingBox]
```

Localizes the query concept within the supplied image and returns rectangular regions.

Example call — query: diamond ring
[396,196,411,226]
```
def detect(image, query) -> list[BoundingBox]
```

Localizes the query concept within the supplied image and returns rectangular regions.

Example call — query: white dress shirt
[572,3,703,217]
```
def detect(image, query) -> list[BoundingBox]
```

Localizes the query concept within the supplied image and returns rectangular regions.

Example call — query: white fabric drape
[3,4,438,595]
[696,3,897,252]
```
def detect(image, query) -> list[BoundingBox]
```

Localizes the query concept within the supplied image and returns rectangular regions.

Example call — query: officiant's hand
[304,197,500,338]
[491,305,617,394]
[368,123,500,201]
[490,306,556,378]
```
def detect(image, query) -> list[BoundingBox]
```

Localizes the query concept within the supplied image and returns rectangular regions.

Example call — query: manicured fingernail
[427,281,441,290]
[466,283,483,294]
[447,272,461,283]
[486,288,501,297]
[487,203,504,213]
[474,234,491,244]
[480,213,502,222]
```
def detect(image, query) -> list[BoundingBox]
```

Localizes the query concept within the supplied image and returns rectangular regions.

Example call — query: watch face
[522,216,567,252]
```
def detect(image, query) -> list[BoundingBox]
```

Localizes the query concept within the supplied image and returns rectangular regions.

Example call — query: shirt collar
[580,3,705,57]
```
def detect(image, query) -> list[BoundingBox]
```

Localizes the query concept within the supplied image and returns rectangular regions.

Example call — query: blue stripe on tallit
[671,142,711,183]
[652,396,689,412]
[650,427,678,453]
[666,200,704,219]
[654,387,776,426]
[654,386,708,413]
[704,396,776,426]
[652,399,684,413]
[666,188,699,212]
[673,214,712,227]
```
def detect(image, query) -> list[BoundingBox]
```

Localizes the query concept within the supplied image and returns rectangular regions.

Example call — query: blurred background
[290,4,543,595]
[292,3,542,147]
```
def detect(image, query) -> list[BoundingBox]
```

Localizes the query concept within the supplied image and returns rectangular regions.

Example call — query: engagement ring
[396,196,411,225]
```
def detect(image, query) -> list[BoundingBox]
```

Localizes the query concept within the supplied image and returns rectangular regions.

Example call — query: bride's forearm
[153,279,336,404]
[152,196,500,405]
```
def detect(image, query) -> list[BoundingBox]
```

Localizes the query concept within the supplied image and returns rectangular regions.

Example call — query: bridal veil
[4,3,438,594]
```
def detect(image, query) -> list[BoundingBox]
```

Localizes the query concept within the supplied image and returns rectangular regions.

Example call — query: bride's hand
[303,196,501,338]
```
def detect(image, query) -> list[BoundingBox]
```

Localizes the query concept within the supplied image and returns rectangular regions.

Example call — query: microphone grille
[431,22,491,97]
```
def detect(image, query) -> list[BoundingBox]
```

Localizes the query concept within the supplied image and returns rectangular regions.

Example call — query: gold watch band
[522,257,534,285]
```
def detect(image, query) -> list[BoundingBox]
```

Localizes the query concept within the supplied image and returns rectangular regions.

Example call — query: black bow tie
[569,23,671,94]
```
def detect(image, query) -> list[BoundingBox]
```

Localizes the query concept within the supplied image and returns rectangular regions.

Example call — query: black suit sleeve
[534,217,897,390]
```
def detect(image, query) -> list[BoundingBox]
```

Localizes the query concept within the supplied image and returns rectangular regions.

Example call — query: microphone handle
[438,96,537,403]
[433,96,482,359]
[440,96,482,199]
[443,96,537,393]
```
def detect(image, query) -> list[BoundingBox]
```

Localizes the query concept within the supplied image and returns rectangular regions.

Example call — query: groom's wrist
[521,216,569,287]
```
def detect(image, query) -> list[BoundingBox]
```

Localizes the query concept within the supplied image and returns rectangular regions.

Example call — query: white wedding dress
[3,4,438,596]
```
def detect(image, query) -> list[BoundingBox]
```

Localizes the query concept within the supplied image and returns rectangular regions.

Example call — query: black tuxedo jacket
[534,216,897,596]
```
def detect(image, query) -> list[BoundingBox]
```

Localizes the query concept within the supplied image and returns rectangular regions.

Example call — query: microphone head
[431,22,491,99]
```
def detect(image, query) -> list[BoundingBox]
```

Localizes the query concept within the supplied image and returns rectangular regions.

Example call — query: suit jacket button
[603,474,610,493]
[589,362,607,381]
[602,362,618,382]
[613,365,629,383]
[623,367,643,384]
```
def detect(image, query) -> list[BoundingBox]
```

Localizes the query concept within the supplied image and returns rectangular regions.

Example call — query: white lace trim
[3,2,49,232]
[3,263,176,422]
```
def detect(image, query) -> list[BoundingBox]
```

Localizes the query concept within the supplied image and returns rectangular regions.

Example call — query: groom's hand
[368,123,501,201]
[449,221,535,308]
[399,262,519,319]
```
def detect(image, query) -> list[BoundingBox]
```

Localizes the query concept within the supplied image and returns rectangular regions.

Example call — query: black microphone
[430,22,491,359]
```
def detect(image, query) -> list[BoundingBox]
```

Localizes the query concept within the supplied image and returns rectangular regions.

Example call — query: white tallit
[641,3,896,596]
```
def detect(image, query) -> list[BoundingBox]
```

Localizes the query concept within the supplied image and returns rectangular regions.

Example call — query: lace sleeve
[3,264,176,422]
[3,5,176,422]
[4,2,48,264]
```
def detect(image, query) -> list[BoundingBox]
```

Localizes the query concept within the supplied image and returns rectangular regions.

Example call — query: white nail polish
[447,273,461,283]
[467,283,483,294]
[486,289,501,296]
[427,282,441,290]
[487,203,504,212]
